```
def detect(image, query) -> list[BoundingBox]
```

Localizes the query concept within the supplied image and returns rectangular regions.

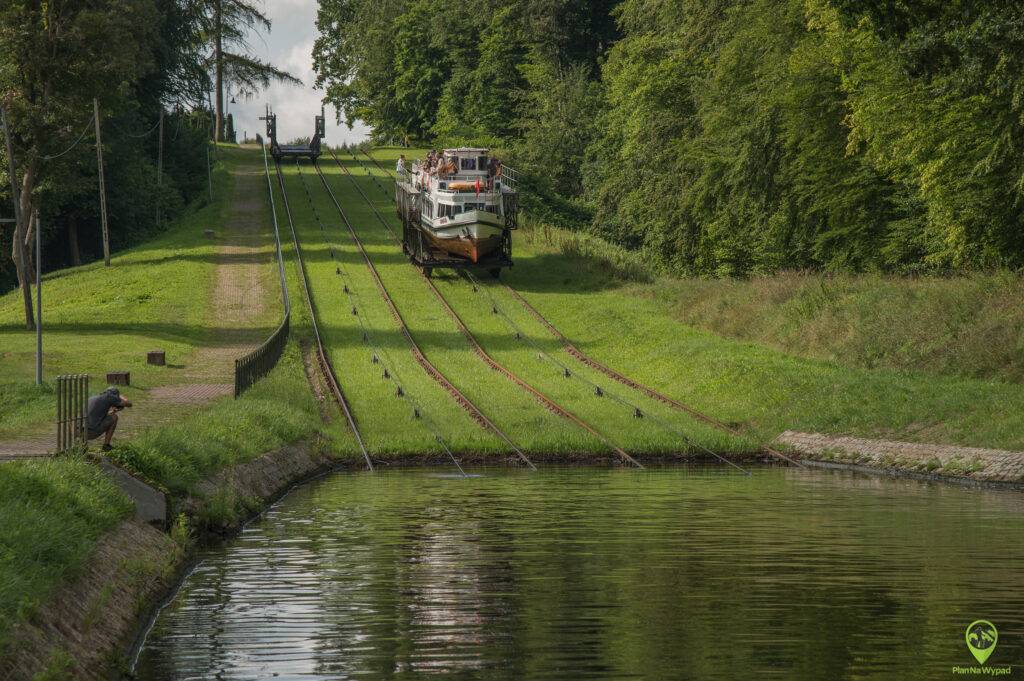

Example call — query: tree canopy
[314,0,1024,275]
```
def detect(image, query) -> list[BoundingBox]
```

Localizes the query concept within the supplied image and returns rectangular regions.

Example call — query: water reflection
[135,466,1024,680]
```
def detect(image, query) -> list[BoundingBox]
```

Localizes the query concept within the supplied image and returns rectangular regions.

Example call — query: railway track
[280,160,473,475]
[328,150,644,469]
[306,161,536,470]
[345,149,797,466]
[267,157,372,471]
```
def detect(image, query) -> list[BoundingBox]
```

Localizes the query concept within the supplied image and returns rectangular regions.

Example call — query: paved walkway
[0,157,273,461]
[777,431,1024,484]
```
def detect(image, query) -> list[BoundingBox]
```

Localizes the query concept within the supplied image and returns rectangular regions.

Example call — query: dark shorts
[87,414,116,440]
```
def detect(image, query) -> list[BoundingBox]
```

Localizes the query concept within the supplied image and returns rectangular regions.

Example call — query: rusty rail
[329,149,642,469]
[312,162,536,470]
[273,160,372,470]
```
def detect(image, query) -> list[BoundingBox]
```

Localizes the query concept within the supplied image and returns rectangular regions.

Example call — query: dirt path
[0,156,277,458]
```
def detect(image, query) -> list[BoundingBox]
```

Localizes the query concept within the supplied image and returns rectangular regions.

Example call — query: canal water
[135,467,1024,680]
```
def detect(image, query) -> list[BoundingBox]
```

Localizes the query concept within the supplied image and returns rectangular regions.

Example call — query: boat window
[460,157,477,171]
[425,200,433,218]
[478,156,488,170]
[452,205,463,215]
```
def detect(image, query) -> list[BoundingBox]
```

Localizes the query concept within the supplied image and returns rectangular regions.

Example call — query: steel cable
[41,114,95,160]
[292,159,468,477]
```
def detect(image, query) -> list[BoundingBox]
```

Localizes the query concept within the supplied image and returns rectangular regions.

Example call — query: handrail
[233,136,292,397]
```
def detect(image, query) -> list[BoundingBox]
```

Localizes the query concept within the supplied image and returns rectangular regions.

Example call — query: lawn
[0,145,280,440]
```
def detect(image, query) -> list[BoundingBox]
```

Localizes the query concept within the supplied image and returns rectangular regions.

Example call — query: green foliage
[316,0,1024,275]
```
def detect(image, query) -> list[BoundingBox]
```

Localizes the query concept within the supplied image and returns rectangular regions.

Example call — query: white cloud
[227,0,370,145]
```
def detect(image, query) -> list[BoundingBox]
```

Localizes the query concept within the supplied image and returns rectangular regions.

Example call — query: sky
[227,0,370,146]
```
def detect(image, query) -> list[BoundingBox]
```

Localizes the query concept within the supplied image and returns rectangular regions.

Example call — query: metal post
[55,376,62,451]
[93,99,110,266]
[35,209,41,385]
[157,107,164,226]
[207,144,213,201]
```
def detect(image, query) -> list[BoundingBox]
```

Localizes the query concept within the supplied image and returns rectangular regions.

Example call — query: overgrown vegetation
[315,0,1024,276]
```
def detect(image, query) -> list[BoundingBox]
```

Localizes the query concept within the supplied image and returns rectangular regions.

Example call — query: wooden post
[93,99,110,266]
[156,107,164,227]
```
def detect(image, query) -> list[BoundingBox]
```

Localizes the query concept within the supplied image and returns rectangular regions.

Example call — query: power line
[41,114,96,161]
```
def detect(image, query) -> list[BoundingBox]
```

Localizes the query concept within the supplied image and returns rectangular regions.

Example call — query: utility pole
[34,207,41,385]
[93,99,110,266]
[157,107,164,227]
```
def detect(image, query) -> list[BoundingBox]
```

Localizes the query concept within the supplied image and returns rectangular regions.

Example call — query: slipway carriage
[260,105,325,162]
[395,148,519,277]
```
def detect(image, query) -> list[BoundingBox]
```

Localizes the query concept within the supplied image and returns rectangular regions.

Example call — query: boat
[395,147,518,274]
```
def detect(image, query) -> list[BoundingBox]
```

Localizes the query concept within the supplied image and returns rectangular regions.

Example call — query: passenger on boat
[396,154,407,176]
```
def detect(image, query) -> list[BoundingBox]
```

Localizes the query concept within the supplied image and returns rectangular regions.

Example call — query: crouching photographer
[86,387,132,452]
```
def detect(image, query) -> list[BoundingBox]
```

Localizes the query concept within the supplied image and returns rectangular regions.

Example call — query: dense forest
[0,0,297,322]
[314,0,1024,276]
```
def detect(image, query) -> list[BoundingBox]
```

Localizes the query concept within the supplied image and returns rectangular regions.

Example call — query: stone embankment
[777,431,1024,487]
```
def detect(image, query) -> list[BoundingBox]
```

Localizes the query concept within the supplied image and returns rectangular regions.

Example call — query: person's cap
[105,387,121,398]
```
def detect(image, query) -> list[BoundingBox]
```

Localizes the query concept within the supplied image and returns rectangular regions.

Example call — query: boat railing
[498,164,519,192]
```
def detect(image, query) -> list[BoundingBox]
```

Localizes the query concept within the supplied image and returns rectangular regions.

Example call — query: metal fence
[55,374,89,452]
[234,315,289,397]
[233,135,292,398]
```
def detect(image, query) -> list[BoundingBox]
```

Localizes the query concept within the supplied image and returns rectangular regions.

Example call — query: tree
[0,0,159,328]
[200,0,301,142]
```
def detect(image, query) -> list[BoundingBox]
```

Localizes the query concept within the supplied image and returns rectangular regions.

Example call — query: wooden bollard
[147,350,166,366]
[106,371,130,386]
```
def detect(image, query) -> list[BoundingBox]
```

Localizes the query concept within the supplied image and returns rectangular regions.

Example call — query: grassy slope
[0,146,332,655]
[313,151,749,456]
[361,147,1024,451]
[0,458,133,654]
[658,271,1024,383]
[0,158,230,438]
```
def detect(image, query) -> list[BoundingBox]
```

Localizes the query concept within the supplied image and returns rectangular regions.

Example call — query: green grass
[653,270,1024,382]
[292,151,751,457]
[0,146,283,439]
[485,204,1024,451]
[338,147,1024,453]
[109,340,323,496]
[0,458,133,654]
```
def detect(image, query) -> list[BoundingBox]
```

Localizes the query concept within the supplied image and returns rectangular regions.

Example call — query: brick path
[776,430,1024,484]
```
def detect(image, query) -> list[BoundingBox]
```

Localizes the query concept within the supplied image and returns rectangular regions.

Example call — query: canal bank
[0,438,341,681]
